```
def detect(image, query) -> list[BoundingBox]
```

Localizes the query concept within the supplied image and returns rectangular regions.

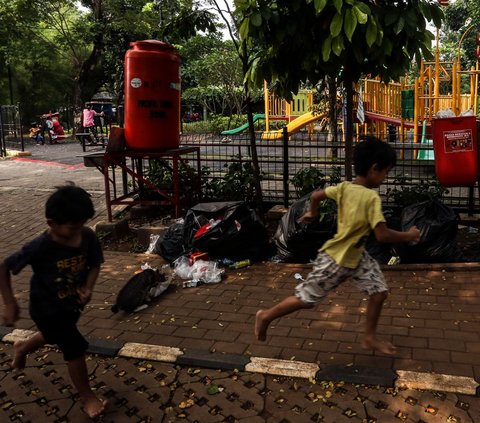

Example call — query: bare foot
[11,341,27,370]
[255,310,269,341]
[362,338,397,355]
[82,397,108,419]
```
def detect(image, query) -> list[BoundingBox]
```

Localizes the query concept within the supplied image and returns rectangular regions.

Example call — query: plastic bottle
[217,258,234,267]
[229,259,251,269]
[387,256,401,265]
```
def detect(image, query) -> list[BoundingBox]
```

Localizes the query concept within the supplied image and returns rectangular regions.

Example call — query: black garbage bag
[155,222,187,262]
[397,199,464,263]
[365,209,400,264]
[183,201,269,261]
[273,193,336,263]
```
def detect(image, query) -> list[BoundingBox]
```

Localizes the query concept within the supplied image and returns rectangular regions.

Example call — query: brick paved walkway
[0,141,479,421]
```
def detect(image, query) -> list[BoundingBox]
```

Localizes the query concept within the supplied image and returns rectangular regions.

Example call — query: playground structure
[222,82,326,139]
[359,58,478,145]
[263,43,478,145]
[221,27,479,152]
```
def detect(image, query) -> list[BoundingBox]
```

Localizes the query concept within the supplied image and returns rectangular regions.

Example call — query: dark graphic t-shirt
[5,227,104,319]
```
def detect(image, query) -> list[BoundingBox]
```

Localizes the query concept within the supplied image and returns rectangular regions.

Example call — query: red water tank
[432,116,478,186]
[124,40,181,150]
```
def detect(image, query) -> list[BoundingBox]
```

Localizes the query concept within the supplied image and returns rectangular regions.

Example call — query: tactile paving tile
[0,343,478,422]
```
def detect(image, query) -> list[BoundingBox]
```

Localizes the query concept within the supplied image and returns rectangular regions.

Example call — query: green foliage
[182,113,267,134]
[386,175,449,208]
[201,158,262,204]
[0,0,85,122]
[142,159,199,206]
[0,0,221,124]
[441,0,480,72]
[291,167,327,198]
[217,159,260,204]
[182,85,245,117]
[290,166,341,222]
[142,156,260,205]
[291,166,342,198]
[176,34,225,91]
[237,0,444,98]
[182,120,214,134]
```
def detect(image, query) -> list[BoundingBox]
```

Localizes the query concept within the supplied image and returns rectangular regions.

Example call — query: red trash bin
[431,116,478,186]
[124,40,181,150]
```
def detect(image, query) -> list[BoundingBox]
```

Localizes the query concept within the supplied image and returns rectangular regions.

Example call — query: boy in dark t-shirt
[0,185,107,419]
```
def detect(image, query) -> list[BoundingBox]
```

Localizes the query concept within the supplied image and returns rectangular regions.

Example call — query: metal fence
[0,105,24,157]
[2,120,478,213]
[180,130,480,213]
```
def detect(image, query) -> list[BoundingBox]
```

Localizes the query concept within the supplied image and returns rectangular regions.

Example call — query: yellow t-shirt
[320,181,385,268]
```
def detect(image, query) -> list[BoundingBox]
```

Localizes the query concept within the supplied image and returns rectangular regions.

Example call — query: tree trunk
[344,73,354,181]
[73,0,105,133]
[245,90,265,221]
[241,41,264,220]
[327,75,338,158]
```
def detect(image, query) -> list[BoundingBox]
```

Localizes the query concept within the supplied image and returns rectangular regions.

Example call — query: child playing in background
[0,184,107,418]
[255,137,420,355]
[29,122,44,145]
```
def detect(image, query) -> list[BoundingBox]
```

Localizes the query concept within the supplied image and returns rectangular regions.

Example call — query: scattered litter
[460,108,474,116]
[388,256,401,265]
[294,273,305,281]
[174,256,224,287]
[436,108,456,118]
[146,234,161,254]
[229,259,251,269]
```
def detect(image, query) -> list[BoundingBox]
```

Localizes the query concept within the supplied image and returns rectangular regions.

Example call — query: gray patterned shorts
[295,251,388,305]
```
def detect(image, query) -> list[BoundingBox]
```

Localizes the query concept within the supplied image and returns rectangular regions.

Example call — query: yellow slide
[261,111,326,140]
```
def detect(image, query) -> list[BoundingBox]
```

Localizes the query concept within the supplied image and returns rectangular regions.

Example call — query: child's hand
[299,211,316,224]
[77,288,93,305]
[407,225,421,244]
[3,301,19,327]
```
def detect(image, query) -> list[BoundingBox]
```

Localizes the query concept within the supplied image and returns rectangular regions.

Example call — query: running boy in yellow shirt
[255,137,420,355]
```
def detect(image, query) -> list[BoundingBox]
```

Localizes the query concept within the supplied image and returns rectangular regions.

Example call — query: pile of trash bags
[153,197,465,266]
[273,195,464,265]
[154,201,270,263]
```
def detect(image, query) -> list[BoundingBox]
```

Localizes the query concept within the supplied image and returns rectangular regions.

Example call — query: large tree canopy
[441,0,480,70]
[0,0,220,124]
[238,0,443,97]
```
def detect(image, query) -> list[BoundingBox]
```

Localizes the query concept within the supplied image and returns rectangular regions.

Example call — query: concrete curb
[2,327,479,397]
[381,261,480,272]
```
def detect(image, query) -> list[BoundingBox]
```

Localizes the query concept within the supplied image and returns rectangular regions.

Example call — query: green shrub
[219,159,259,203]
[290,166,341,198]
[142,157,260,206]
[182,114,270,134]
[290,167,326,198]
[200,157,262,204]
[386,175,449,208]
[141,159,200,206]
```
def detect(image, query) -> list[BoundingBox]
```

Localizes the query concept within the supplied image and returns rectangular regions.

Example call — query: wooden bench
[75,132,105,152]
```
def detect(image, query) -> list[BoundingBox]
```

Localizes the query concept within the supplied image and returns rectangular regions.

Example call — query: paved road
[0,140,479,421]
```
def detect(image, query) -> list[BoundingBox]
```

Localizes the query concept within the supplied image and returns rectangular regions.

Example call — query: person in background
[29,122,44,145]
[82,104,103,143]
